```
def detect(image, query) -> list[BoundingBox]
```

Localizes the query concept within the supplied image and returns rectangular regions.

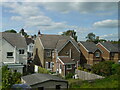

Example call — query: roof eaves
[97,42,110,53]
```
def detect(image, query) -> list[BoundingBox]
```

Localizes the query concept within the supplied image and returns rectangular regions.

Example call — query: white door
[59,64,62,74]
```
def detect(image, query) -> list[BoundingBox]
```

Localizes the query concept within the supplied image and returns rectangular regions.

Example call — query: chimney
[38,30,42,36]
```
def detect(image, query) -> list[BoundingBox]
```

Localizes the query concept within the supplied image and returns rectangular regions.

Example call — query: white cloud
[41,2,117,14]
[11,16,23,21]
[100,33,118,40]
[2,2,91,33]
[1,0,120,2]
[93,19,118,28]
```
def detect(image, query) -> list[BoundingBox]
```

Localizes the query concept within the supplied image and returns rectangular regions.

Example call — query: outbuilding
[21,73,68,89]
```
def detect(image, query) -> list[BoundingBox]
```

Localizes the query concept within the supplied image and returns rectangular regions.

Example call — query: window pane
[19,49,24,54]
[7,52,13,56]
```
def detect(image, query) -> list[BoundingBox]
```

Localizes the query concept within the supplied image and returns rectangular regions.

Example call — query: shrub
[84,69,88,72]
[78,66,83,70]
[92,61,115,76]
[2,66,22,89]
[38,66,50,74]
[112,64,120,75]
[65,73,74,79]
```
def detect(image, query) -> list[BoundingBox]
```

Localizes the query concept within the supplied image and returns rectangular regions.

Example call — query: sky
[1,1,119,41]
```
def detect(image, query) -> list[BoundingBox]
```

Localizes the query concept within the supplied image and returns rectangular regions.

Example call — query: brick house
[97,42,119,63]
[112,43,120,61]
[78,41,102,66]
[33,32,80,77]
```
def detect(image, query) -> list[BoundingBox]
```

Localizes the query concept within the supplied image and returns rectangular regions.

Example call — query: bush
[112,64,120,75]
[65,73,74,79]
[84,69,88,72]
[2,66,22,89]
[92,61,115,76]
[38,66,50,74]
[78,66,83,70]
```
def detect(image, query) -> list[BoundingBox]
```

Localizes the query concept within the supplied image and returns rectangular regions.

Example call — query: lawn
[67,75,119,88]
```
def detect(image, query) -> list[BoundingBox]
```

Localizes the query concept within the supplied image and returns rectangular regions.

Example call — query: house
[0,32,27,74]
[112,43,120,61]
[21,73,68,89]
[25,37,34,59]
[78,41,103,66]
[97,42,119,63]
[33,31,80,77]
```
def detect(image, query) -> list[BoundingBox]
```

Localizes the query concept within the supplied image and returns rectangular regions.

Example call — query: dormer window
[95,52,100,57]
[19,49,24,54]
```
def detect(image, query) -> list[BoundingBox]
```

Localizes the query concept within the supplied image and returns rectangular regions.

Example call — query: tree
[2,66,21,89]
[62,30,77,42]
[19,28,28,37]
[92,61,115,76]
[4,29,17,33]
[86,33,96,42]
[86,33,107,44]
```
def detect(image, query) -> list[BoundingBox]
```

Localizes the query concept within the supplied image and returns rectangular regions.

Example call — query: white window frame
[19,49,25,55]
[95,52,100,57]
[66,64,72,70]
[46,51,51,57]
[7,52,13,58]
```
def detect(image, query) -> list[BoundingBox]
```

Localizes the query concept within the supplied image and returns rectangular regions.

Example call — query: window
[66,65,72,69]
[38,87,44,90]
[7,52,13,58]
[14,70,17,73]
[111,53,114,57]
[56,85,61,89]
[46,51,51,57]
[48,62,51,68]
[19,49,24,54]
[60,64,62,69]
[95,52,100,57]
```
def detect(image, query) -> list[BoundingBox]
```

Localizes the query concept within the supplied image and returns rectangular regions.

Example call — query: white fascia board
[57,57,65,65]
[78,42,89,53]
[97,42,110,53]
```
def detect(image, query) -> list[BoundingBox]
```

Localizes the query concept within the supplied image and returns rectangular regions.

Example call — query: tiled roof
[25,37,34,45]
[100,42,118,52]
[79,41,98,53]
[21,73,67,86]
[59,57,75,64]
[112,43,120,52]
[1,32,27,48]
[39,34,80,51]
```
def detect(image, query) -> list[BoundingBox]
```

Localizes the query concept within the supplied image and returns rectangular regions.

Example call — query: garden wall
[76,70,104,80]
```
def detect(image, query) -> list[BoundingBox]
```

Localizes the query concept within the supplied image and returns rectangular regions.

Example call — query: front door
[59,64,62,74]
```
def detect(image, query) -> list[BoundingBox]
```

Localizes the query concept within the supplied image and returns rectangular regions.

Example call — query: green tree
[62,30,78,42]
[86,33,107,44]
[86,33,96,42]
[92,61,115,76]
[4,29,17,33]
[2,66,21,89]
[38,66,50,74]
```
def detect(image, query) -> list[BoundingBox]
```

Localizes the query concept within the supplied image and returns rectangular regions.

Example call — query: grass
[67,75,119,88]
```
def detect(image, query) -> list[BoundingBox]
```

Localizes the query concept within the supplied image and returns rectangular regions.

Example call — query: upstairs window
[7,52,13,58]
[46,51,51,57]
[95,52,100,57]
[19,49,24,54]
